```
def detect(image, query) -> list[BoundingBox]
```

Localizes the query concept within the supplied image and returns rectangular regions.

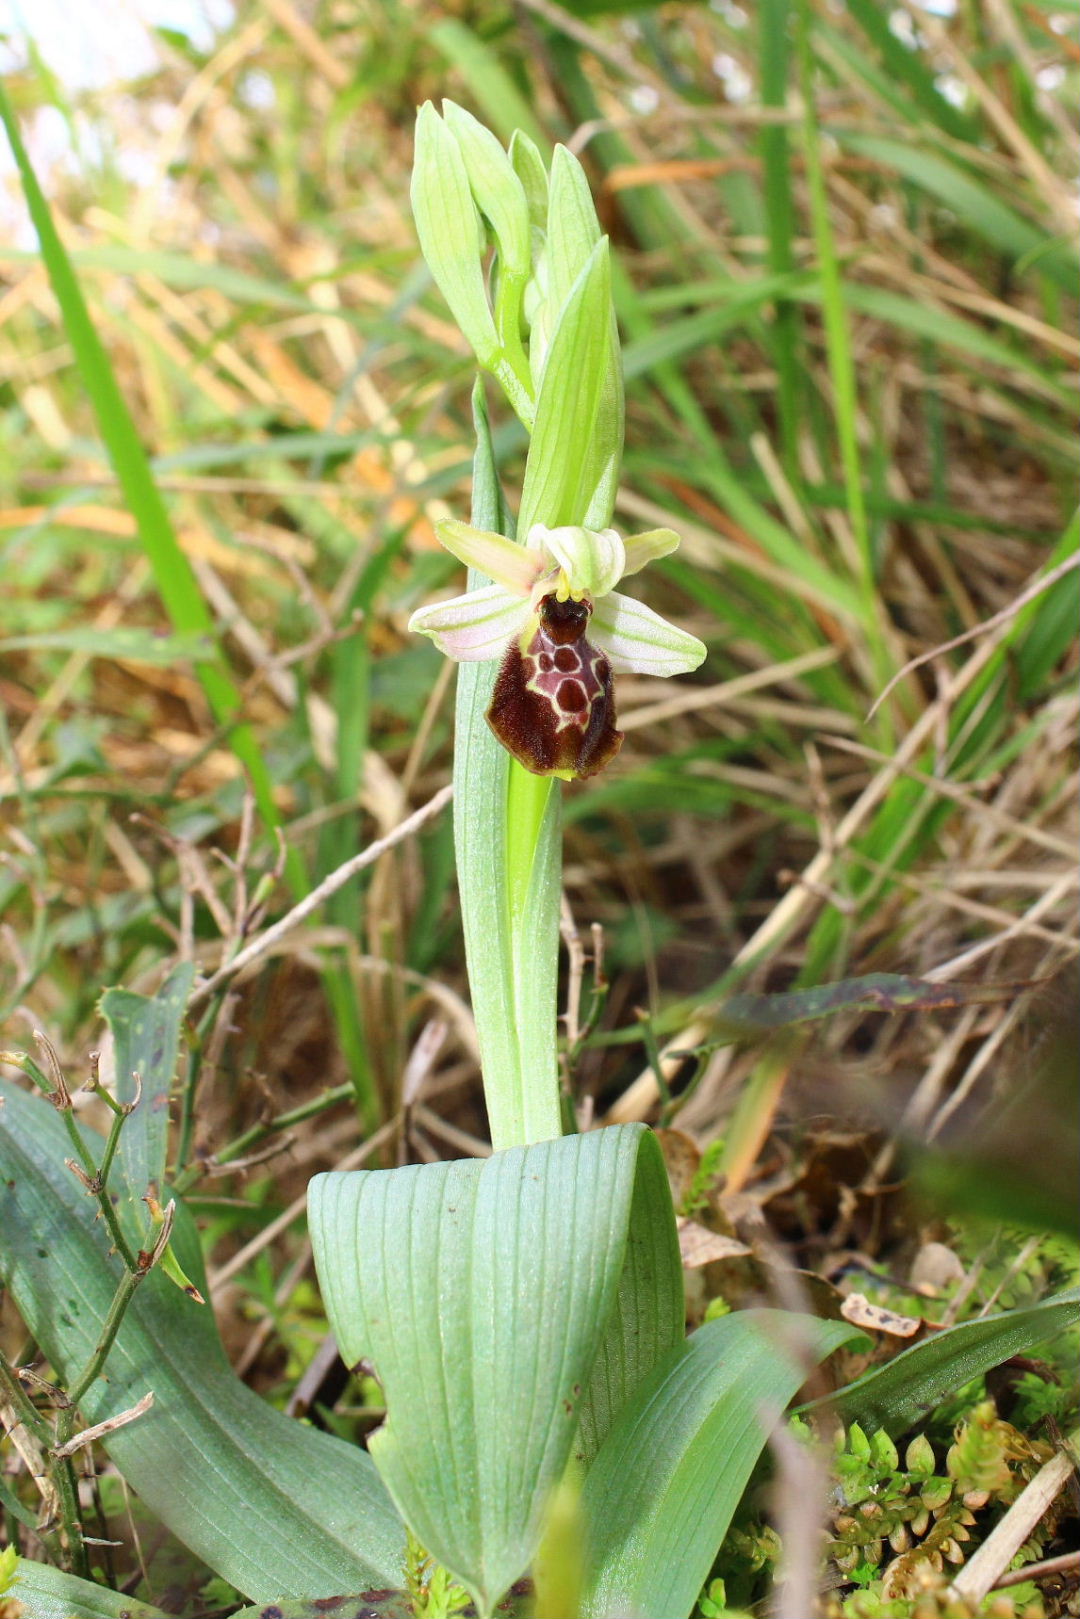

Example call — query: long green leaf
[0,1079,405,1600]
[801,284,1075,406]
[838,0,976,141]
[580,1311,863,1619]
[759,0,801,472]
[429,19,547,148]
[6,1561,169,1619]
[835,132,1078,292]
[309,1125,683,1617]
[0,630,213,664]
[0,242,322,311]
[798,0,874,612]
[803,1287,1080,1434]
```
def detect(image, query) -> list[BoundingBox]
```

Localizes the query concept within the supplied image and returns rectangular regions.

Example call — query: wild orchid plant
[305,102,859,1618]
[2,94,1074,1619]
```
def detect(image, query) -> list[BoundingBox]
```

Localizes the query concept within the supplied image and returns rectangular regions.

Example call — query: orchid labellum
[409,521,706,778]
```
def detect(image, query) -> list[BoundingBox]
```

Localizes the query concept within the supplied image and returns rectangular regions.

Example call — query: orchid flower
[409,520,706,778]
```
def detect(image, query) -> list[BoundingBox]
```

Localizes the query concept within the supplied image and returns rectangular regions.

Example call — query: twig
[190,784,453,1007]
[950,1445,1078,1604]
[992,1549,1080,1591]
[770,1419,831,1619]
[867,554,1080,720]
[206,1117,398,1294]
[51,1392,155,1459]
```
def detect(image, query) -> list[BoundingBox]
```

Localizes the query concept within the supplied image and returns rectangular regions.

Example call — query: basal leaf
[309,1125,683,1617]
[6,1560,169,1619]
[580,1311,864,1619]
[232,1589,532,1619]
[0,1079,405,1602]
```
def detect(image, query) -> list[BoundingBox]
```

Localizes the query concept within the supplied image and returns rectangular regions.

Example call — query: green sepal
[545,145,602,319]
[412,103,535,427]
[519,237,620,538]
[509,128,550,231]
[411,105,499,366]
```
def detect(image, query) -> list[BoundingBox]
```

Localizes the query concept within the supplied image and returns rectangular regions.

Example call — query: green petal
[537,525,624,598]
[590,591,706,677]
[436,520,543,595]
[408,584,530,661]
[620,527,681,577]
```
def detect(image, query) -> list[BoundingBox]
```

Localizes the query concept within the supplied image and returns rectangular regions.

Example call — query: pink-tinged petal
[434,520,542,596]
[590,590,706,676]
[620,526,681,577]
[530,524,625,598]
[408,585,532,661]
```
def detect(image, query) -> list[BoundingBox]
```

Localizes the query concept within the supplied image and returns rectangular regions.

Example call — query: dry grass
[0,0,1076,1411]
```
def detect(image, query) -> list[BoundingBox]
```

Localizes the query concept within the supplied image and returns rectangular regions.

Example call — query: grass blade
[0,83,300,893]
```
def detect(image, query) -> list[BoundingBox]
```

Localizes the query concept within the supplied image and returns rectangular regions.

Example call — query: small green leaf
[98,962,195,1238]
[309,1125,682,1616]
[803,1287,1080,1435]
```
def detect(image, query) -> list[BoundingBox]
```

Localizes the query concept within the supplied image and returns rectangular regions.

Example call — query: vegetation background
[0,0,1076,1613]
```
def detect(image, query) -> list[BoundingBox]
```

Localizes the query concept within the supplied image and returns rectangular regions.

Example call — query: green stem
[454,385,563,1153]
[0,1351,87,1577]
[65,1268,144,1411]
[60,1111,139,1273]
[505,764,554,927]
[173,1080,355,1194]
[94,1104,129,1198]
